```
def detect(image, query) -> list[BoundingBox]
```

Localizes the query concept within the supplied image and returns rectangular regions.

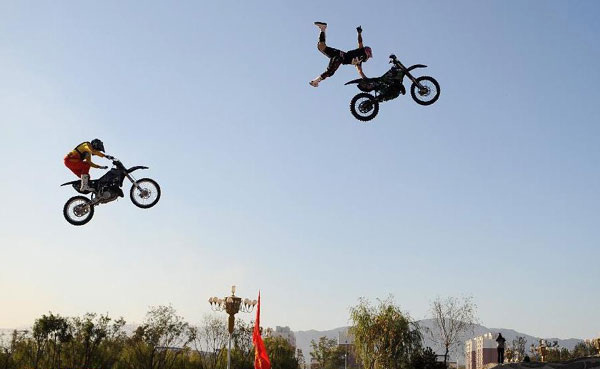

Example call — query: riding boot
[314,22,327,32]
[80,174,94,192]
[309,76,323,87]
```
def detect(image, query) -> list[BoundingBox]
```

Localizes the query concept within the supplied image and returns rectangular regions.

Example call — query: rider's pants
[64,154,90,177]
[317,31,344,79]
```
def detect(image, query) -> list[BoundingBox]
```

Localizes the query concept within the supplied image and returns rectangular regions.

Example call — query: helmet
[90,138,105,152]
[364,47,373,59]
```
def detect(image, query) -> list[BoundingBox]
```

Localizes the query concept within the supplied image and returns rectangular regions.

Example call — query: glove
[356,26,362,33]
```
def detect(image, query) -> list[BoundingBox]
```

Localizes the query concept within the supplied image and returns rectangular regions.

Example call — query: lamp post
[209,285,257,369]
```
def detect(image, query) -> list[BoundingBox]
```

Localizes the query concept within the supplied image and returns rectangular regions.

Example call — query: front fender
[406,64,427,73]
[127,166,149,173]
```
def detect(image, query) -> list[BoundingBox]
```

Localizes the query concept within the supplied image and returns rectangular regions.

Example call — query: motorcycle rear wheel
[63,195,94,226]
[410,76,440,106]
[130,178,161,209]
[350,93,379,121]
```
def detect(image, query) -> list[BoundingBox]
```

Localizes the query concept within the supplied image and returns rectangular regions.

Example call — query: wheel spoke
[131,180,160,208]
[64,196,94,225]
[350,93,379,121]
[412,77,439,105]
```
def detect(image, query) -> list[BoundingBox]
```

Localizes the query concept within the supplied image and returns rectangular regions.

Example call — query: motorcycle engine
[98,188,118,203]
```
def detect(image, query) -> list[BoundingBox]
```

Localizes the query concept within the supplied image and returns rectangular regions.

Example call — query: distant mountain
[293,320,583,365]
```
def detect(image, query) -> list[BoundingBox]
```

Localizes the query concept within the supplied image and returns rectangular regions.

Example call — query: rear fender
[345,78,364,85]
[61,180,92,194]
[346,78,378,92]
[61,180,79,187]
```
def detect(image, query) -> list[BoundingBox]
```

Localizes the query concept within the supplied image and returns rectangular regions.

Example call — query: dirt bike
[345,54,440,121]
[61,157,161,226]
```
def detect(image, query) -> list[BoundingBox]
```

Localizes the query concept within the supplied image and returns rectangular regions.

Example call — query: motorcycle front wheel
[130,178,161,209]
[63,196,94,226]
[350,93,379,121]
[410,76,440,106]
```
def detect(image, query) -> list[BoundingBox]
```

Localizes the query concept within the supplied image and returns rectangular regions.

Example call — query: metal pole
[345,340,348,369]
[227,332,232,369]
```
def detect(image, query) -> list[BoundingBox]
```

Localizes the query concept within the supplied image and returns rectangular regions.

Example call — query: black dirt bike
[61,157,161,226]
[345,54,440,121]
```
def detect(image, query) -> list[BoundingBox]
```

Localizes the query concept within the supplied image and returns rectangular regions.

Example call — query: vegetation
[349,296,436,369]
[1,297,597,369]
[310,336,345,369]
[0,306,299,369]
[427,296,478,367]
[527,340,600,363]
[265,336,300,369]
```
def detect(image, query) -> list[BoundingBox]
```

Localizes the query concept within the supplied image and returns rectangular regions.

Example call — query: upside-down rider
[64,139,113,192]
[309,22,373,87]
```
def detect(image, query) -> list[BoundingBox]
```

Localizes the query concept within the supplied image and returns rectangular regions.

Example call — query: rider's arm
[356,64,367,79]
[91,149,105,158]
[84,149,106,168]
[84,156,103,169]
[357,26,364,48]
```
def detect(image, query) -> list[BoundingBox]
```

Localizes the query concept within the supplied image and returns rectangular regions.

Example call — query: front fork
[405,72,424,90]
[126,173,142,190]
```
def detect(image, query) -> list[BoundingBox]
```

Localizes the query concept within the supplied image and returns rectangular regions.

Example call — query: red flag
[253,292,271,369]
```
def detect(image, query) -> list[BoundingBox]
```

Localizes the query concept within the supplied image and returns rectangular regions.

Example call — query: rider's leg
[77,164,93,192]
[314,21,327,30]
[310,56,342,87]
[309,55,342,87]
[315,22,327,52]
[311,22,342,87]
[80,174,92,192]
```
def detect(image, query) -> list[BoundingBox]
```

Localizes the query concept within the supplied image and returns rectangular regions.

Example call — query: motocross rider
[309,22,372,87]
[64,139,113,192]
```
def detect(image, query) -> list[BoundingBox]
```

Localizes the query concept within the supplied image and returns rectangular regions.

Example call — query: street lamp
[209,285,257,369]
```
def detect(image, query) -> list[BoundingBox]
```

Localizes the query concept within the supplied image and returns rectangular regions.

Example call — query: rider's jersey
[66,142,105,168]
[342,47,368,66]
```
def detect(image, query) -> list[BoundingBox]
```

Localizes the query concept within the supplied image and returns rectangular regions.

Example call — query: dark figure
[310,22,372,87]
[497,333,506,364]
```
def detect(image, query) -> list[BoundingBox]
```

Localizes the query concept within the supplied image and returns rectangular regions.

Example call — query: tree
[296,348,306,369]
[349,297,423,369]
[0,329,27,369]
[571,341,597,359]
[120,305,195,369]
[310,337,344,369]
[193,314,229,369]
[63,313,126,369]
[427,296,478,367]
[543,341,562,362]
[410,347,445,369]
[229,319,254,369]
[264,336,299,369]
[30,312,72,369]
[511,336,527,362]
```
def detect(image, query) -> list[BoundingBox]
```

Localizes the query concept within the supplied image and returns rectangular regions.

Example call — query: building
[265,326,296,348]
[337,330,359,369]
[465,333,498,369]
[465,339,476,369]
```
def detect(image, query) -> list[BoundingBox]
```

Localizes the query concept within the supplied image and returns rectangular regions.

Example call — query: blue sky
[1,0,599,340]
